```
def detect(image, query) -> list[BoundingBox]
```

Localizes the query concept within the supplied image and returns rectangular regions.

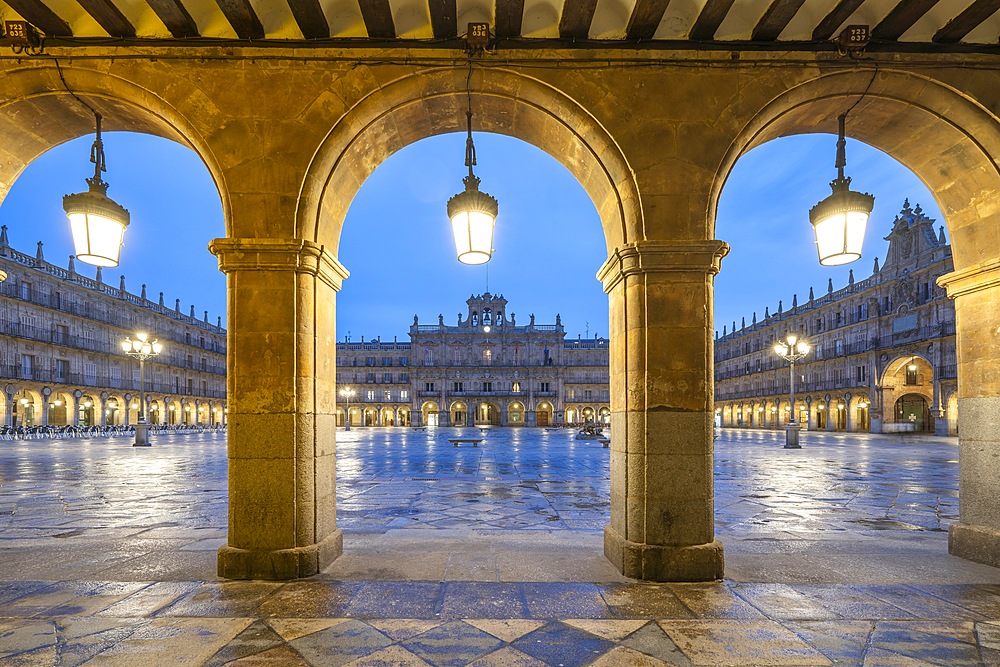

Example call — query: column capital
[597,240,730,293]
[937,258,1000,299]
[208,238,350,291]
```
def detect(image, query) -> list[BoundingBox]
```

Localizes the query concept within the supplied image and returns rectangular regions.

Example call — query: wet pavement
[2,427,1000,665]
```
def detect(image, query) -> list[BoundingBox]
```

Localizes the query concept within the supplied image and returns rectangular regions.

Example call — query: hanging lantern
[809,114,874,266]
[447,71,497,265]
[64,113,130,267]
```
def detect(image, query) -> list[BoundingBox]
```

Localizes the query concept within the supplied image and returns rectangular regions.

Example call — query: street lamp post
[121,332,162,446]
[773,333,810,449]
[340,387,355,430]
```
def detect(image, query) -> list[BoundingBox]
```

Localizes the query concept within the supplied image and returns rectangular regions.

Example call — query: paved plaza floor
[2,427,1000,665]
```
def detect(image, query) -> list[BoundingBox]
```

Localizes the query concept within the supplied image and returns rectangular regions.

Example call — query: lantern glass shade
[809,182,874,266]
[449,207,496,265]
[152,342,163,354]
[121,340,132,352]
[64,187,129,267]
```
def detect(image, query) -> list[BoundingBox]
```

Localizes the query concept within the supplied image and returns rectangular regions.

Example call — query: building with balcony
[0,228,227,428]
[714,200,957,436]
[335,293,610,427]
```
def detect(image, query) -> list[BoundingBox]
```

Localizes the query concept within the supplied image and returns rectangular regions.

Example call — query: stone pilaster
[938,260,1000,567]
[209,238,349,580]
[597,240,729,582]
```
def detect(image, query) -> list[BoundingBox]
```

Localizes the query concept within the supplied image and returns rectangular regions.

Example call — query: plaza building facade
[714,201,956,436]
[0,229,227,429]
[335,293,610,428]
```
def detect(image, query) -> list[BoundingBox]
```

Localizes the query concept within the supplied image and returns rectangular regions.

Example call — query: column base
[949,522,1000,569]
[604,525,724,581]
[218,529,343,580]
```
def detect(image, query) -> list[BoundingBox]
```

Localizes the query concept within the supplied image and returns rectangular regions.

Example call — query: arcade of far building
[0,229,227,432]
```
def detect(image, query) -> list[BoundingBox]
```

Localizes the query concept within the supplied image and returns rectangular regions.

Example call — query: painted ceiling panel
[248,0,302,37]
[521,0,561,37]
[901,0,976,41]
[715,1,770,40]
[323,0,366,37]
[782,0,843,41]
[2,0,996,44]
[654,0,706,39]
[111,0,173,37]
[963,8,1000,42]
[590,0,635,39]
[43,0,106,36]
[183,0,239,38]
[457,0,493,29]
[389,0,432,38]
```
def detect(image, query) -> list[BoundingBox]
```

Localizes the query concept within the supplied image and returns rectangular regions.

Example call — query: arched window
[496,312,504,326]
[483,308,492,326]
[472,312,479,327]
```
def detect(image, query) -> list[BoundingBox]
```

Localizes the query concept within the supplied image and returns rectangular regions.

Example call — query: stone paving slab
[3,430,1000,664]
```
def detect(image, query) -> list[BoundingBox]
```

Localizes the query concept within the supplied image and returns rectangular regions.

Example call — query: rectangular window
[187,378,194,393]
[20,354,33,379]
[384,390,391,401]
[565,387,573,400]
[856,365,867,383]
[513,381,521,393]
[366,357,376,366]
[56,359,69,381]
[202,380,207,394]
[367,372,376,383]
[425,382,435,392]
[399,373,408,382]
[383,357,392,367]
[585,389,592,400]
[835,340,844,355]
[383,373,391,383]
[55,324,69,345]
[367,390,375,401]
[400,357,407,366]
[906,366,918,385]
[201,357,207,371]
[110,366,122,388]
[539,382,550,392]
[483,381,493,392]
[400,390,409,400]
[19,281,31,300]
[453,381,463,392]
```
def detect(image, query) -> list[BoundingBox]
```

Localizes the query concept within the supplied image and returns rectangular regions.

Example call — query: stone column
[598,240,728,581]
[210,238,349,580]
[939,262,1000,567]
[824,399,834,431]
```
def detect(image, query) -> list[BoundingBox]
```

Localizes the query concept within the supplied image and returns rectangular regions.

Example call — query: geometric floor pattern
[3,579,1000,665]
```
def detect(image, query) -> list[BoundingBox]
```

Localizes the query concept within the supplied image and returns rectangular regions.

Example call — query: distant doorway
[896,394,933,432]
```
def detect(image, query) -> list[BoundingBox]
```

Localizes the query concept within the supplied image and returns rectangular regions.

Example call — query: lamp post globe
[773,332,810,449]
[340,388,355,430]
[122,332,162,447]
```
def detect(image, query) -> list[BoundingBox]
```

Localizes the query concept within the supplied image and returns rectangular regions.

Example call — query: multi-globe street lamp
[340,387,355,430]
[773,333,810,449]
[121,332,162,447]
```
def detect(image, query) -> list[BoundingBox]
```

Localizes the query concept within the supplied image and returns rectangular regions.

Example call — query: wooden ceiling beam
[872,0,940,41]
[214,0,264,39]
[626,0,671,40]
[494,0,524,37]
[428,0,457,38]
[559,0,598,39]
[144,0,199,38]
[933,0,1000,43]
[689,0,737,40]
[286,0,329,38]
[2,0,71,36]
[812,0,865,40]
[76,0,136,37]
[751,0,807,41]
[358,0,394,38]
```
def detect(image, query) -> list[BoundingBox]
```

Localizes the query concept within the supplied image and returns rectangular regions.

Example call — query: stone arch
[297,66,639,255]
[0,66,229,228]
[713,67,1000,272]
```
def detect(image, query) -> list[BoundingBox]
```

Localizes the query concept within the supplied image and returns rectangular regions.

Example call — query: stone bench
[449,438,483,447]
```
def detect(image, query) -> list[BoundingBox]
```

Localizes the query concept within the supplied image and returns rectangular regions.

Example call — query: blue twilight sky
[0,130,941,340]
